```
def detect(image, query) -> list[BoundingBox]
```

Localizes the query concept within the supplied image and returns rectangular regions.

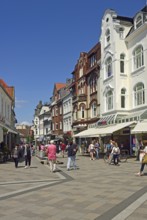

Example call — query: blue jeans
[140,163,146,172]
[14,157,19,168]
[95,148,99,159]
[113,154,119,165]
[67,156,76,170]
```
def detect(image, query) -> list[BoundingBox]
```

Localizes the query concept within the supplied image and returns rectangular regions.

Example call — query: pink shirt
[46,144,57,160]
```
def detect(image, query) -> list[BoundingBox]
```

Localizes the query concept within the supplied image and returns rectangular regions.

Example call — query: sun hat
[50,140,54,144]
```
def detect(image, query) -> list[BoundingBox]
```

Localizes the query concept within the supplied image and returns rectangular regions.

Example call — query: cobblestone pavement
[0,153,147,220]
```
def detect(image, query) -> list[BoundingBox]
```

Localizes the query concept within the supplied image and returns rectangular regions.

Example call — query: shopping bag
[142,154,147,164]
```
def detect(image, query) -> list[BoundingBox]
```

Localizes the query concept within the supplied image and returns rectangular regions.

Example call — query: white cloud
[15,97,28,108]
[18,121,32,126]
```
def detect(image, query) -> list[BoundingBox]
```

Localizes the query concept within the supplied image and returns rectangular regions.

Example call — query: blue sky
[0,0,145,124]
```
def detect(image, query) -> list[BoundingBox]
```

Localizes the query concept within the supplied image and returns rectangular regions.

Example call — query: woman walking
[111,141,120,165]
[88,141,95,160]
[12,144,19,168]
[136,145,147,176]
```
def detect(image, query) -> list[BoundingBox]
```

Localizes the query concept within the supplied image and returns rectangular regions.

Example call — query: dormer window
[119,27,124,39]
[135,14,143,29]
[90,54,97,67]
[105,29,110,46]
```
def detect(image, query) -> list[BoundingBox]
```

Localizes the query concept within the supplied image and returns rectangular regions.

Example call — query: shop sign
[122,127,130,134]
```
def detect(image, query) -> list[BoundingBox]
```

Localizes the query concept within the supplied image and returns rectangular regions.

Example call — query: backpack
[27,147,31,157]
[72,144,77,156]
[114,147,119,154]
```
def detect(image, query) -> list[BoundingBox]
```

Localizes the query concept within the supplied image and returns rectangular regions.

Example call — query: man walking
[66,141,78,171]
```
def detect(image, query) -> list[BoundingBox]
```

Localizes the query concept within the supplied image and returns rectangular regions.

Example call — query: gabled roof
[126,5,147,38]
[141,5,147,13]
[116,15,133,23]
[53,83,66,95]
[56,83,66,90]
[0,79,15,100]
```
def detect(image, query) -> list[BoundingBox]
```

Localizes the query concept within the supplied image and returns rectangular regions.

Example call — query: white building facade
[33,101,51,144]
[98,6,147,149]
[63,92,72,133]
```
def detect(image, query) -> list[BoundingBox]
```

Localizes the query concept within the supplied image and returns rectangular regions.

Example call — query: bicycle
[104,150,128,164]
[119,150,128,162]
[103,152,113,164]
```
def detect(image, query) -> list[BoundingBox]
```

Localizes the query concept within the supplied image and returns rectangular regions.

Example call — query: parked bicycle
[119,150,128,162]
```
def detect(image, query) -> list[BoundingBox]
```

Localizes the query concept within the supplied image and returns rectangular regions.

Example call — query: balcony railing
[72,94,87,103]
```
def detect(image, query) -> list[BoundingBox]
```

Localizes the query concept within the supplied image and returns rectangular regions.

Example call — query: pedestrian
[136,140,143,161]
[12,144,19,168]
[136,145,147,176]
[24,144,32,168]
[88,140,95,160]
[59,141,66,158]
[94,140,100,159]
[46,140,57,172]
[66,141,78,171]
[111,141,120,165]
[106,139,114,164]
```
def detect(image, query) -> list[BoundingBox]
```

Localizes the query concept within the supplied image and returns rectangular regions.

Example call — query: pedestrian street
[0,154,147,220]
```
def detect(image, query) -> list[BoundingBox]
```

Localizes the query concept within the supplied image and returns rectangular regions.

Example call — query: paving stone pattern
[0,154,147,220]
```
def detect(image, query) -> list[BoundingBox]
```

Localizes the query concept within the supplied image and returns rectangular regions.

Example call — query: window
[63,103,66,114]
[52,108,54,117]
[135,14,143,29]
[80,82,84,94]
[134,83,145,106]
[79,68,83,78]
[35,129,38,135]
[133,45,144,70]
[90,80,93,94]
[60,121,62,129]
[56,106,58,116]
[119,27,124,39]
[106,90,113,111]
[121,88,126,108]
[91,102,97,118]
[105,29,110,46]
[120,54,125,73]
[7,104,10,120]
[81,105,85,119]
[56,123,58,130]
[60,106,62,114]
[73,108,78,120]
[105,57,112,78]
[1,98,3,115]
[89,77,97,94]
[90,54,97,67]
[35,119,38,125]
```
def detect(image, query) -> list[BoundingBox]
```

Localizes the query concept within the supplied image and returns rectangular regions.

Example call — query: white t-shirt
[112,146,120,155]
[139,146,147,162]
[89,144,94,150]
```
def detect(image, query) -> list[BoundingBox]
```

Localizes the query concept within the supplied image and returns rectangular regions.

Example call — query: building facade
[0,79,17,150]
[33,5,147,151]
